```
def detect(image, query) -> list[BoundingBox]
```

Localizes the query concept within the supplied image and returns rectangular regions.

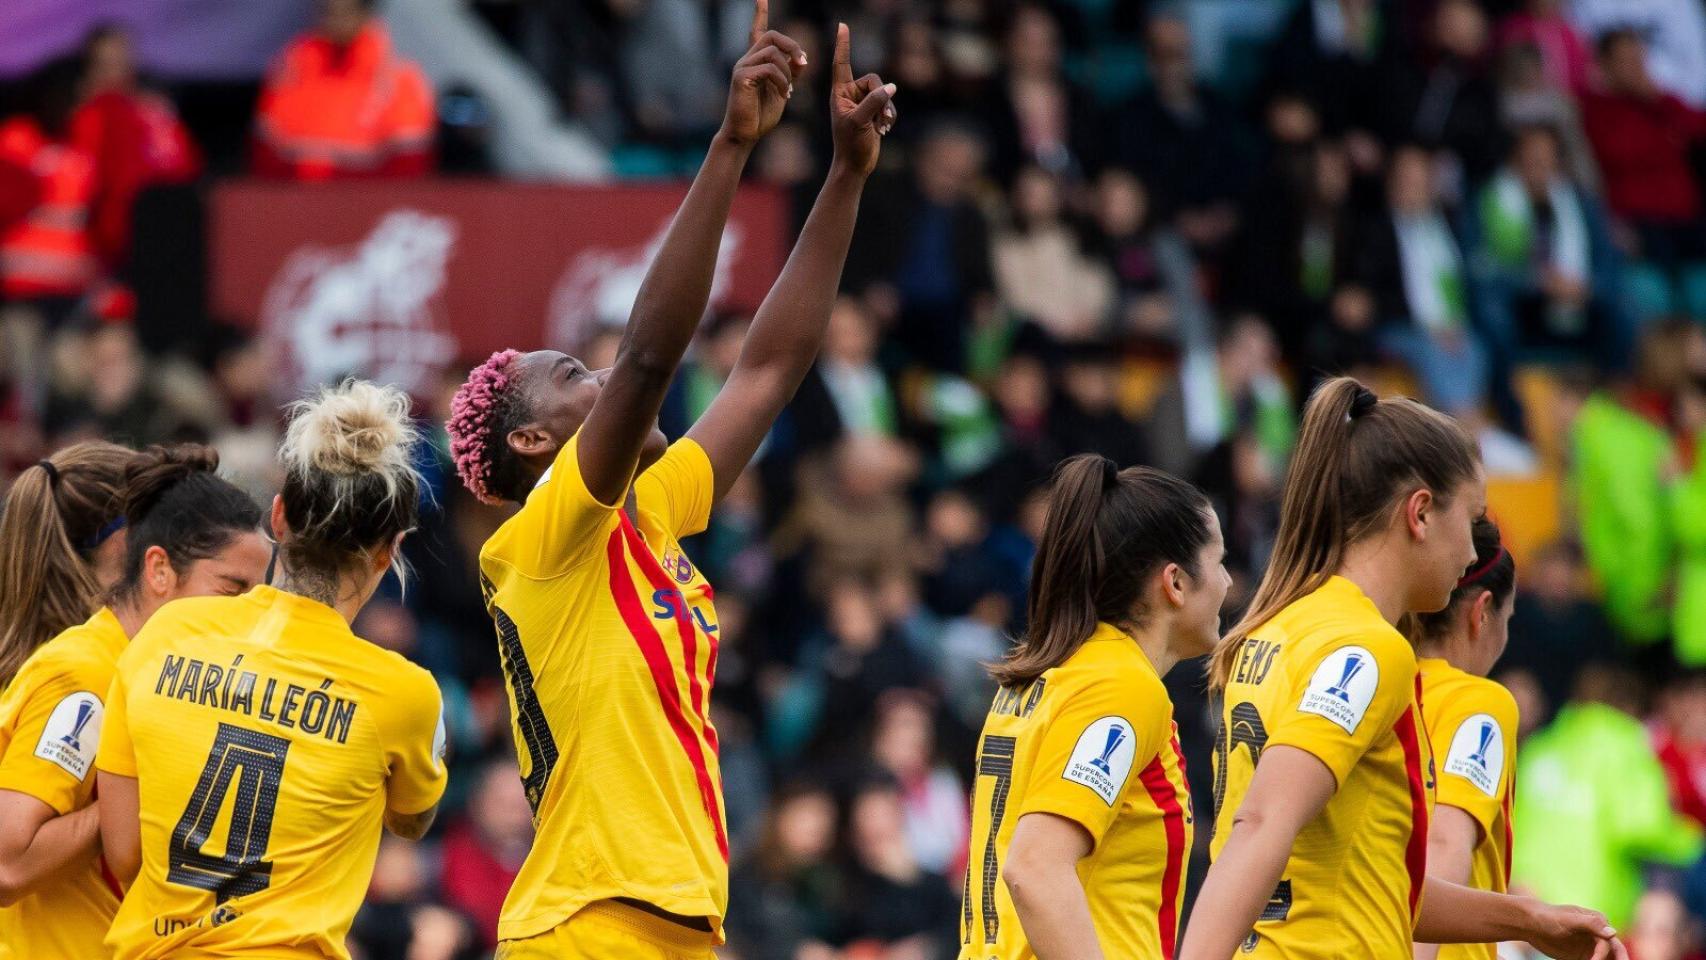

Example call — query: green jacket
[1512,702,1702,928]
[1672,438,1706,665]
[1571,393,1674,645]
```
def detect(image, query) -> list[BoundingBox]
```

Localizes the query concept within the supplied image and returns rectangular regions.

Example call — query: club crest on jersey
[661,547,695,584]
[1063,716,1136,805]
[1298,645,1379,733]
[1444,712,1503,796]
[34,691,102,780]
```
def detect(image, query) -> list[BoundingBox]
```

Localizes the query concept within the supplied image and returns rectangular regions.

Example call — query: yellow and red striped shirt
[479,433,726,943]
[1210,576,1435,959]
[1419,658,1519,960]
[959,622,1192,960]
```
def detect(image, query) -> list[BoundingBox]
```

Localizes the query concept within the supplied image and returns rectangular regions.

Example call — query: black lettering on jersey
[1260,879,1293,922]
[1211,701,1270,838]
[965,734,1017,946]
[490,588,558,816]
[167,723,288,903]
[1233,639,1283,686]
[277,684,306,728]
[326,698,357,745]
[229,672,256,716]
[258,679,279,721]
[989,678,1047,719]
[300,681,333,735]
[156,655,185,695]
[199,664,224,707]
[175,659,203,702]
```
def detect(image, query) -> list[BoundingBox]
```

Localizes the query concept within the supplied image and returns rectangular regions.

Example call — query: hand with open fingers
[1525,902,1628,960]
[721,0,807,146]
[828,22,897,177]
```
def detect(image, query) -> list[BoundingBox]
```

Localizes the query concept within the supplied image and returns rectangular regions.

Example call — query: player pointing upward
[446,8,895,957]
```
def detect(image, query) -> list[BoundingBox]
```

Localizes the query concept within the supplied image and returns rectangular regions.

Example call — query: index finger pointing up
[834,22,853,85]
[750,0,768,47]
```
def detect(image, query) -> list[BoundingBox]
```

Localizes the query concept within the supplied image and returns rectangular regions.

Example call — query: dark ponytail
[1209,377,1479,689]
[1414,515,1515,643]
[992,455,1213,687]
[111,444,263,602]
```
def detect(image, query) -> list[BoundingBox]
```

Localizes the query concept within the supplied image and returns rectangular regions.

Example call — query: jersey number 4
[167,722,290,903]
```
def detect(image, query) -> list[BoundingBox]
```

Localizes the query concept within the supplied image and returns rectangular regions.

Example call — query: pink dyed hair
[447,349,523,505]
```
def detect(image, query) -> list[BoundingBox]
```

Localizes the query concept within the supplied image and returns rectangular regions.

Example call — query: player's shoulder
[11,610,129,691]
[1433,669,1520,728]
[348,643,441,711]
[1051,634,1169,710]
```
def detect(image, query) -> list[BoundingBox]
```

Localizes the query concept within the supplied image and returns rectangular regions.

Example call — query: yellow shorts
[496,900,718,960]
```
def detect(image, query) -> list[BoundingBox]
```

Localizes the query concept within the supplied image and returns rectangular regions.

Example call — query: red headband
[1457,544,1508,588]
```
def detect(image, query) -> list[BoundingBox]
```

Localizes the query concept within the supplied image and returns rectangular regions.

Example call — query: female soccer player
[1413,516,1519,960]
[0,444,268,960]
[1180,377,1623,960]
[444,7,894,957]
[0,441,137,689]
[96,381,447,959]
[959,455,1229,960]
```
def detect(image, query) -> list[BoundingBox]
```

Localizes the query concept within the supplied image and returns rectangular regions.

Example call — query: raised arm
[689,23,897,501]
[578,0,806,504]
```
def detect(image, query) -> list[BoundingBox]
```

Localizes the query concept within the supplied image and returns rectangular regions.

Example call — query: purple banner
[0,0,311,80]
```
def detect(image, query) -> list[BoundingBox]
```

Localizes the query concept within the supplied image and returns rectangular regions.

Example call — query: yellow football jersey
[1419,658,1519,960]
[958,623,1192,960]
[0,607,126,960]
[96,587,447,960]
[479,434,725,943]
[1210,576,1435,959]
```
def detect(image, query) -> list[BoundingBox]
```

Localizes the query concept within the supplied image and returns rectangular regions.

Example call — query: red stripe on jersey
[97,852,123,900]
[606,525,730,861]
[1139,744,1187,960]
[1394,694,1430,920]
[1501,768,1515,885]
[620,520,718,753]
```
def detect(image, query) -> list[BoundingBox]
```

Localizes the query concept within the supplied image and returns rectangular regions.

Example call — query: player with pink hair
[447,7,899,957]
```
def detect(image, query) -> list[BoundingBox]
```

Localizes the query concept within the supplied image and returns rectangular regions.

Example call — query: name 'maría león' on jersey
[151,653,359,744]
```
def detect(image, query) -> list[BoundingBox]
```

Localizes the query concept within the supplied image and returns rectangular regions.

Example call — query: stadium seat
[1486,473,1562,568]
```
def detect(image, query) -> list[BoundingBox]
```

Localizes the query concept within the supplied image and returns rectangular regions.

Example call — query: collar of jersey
[1083,621,1162,677]
[86,606,128,656]
[1319,574,1384,615]
[247,584,352,633]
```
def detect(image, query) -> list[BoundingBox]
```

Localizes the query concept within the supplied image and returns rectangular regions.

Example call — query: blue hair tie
[84,516,126,551]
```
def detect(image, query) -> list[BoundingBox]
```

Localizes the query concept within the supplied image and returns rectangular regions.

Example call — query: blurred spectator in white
[1513,665,1704,930]
[790,296,899,446]
[982,4,1098,184]
[993,165,1115,343]
[1580,31,1706,270]
[724,782,846,960]
[1497,0,1595,95]
[839,776,961,960]
[1112,14,1253,255]
[1470,125,1631,372]
[845,123,996,372]
[1570,0,1706,107]
[253,0,435,181]
[67,24,200,270]
[867,691,968,878]
[439,759,532,952]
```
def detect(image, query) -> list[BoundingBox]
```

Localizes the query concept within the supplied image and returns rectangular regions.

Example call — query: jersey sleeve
[1015,668,1170,848]
[634,438,716,539]
[382,668,448,816]
[1266,629,1417,787]
[1433,683,1518,836]
[93,667,137,780]
[0,659,108,812]
[494,431,622,577]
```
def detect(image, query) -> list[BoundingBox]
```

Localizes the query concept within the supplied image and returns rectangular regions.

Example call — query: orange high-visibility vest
[0,117,99,300]
[253,22,435,181]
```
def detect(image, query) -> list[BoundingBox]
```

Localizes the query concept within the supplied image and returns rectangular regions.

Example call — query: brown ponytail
[993,455,1213,687]
[0,441,138,687]
[1208,377,1479,689]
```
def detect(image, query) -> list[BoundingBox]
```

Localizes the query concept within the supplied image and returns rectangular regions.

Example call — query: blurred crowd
[5,0,1706,958]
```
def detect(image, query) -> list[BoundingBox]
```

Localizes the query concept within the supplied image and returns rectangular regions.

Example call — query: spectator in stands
[352,837,479,960]
[41,292,169,446]
[1049,341,1151,468]
[845,122,995,372]
[0,58,98,311]
[799,582,934,758]
[613,0,733,146]
[253,0,435,181]
[1495,42,1600,190]
[1580,31,1706,269]
[1086,168,1200,349]
[1625,889,1703,960]
[1111,14,1252,256]
[1265,0,1389,140]
[797,296,898,441]
[774,435,917,599]
[1350,145,1492,427]
[1469,125,1629,373]
[1383,0,1504,190]
[1672,357,1706,666]
[993,165,1115,343]
[1497,0,1595,95]
[982,4,1099,184]
[439,760,532,951]
[1654,672,1706,828]
[725,782,846,960]
[1572,320,1704,654]
[866,691,968,879]
[1502,539,1619,722]
[1569,0,1706,107]
[67,24,201,270]
[839,776,961,959]
[1513,664,1704,929]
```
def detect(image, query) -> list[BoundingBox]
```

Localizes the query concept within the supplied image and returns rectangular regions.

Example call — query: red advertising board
[208,179,788,394]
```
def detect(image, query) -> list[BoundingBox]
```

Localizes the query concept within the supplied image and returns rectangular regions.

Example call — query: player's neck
[111,597,149,640]
[1335,542,1410,626]
[1131,625,1180,677]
